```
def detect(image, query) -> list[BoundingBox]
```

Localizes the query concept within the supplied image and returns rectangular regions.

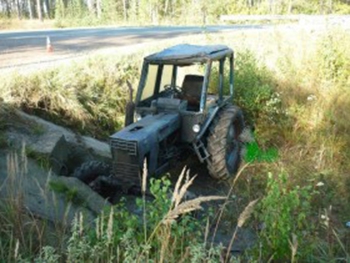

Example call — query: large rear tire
[73,161,111,184]
[206,105,244,180]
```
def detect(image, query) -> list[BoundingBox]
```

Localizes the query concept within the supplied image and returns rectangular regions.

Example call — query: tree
[15,0,21,19]
[86,0,95,16]
[122,0,128,21]
[37,0,43,20]
[28,0,33,19]
[43,0,50,18]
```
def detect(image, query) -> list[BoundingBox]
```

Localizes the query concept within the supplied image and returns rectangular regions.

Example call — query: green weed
[255,173,316,261]
[25,147,50,170]
[244,141,278,163]
[49,181,85,205]
[31,123,46,136]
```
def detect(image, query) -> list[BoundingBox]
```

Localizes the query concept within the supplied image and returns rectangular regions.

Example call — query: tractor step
[193,140,210,163]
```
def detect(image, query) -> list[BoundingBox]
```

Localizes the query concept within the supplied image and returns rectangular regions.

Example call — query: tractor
[73,44,246,193]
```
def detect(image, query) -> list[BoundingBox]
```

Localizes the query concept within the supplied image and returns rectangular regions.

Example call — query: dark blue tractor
[74,44,245,193]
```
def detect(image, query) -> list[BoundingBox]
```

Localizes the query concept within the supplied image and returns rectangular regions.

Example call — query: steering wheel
[163,84,182,98]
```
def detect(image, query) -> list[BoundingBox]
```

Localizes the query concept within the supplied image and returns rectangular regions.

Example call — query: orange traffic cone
[46,36,53,53]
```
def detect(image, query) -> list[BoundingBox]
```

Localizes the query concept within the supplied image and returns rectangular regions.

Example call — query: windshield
[140,64,173,101]
[138,62,207,111]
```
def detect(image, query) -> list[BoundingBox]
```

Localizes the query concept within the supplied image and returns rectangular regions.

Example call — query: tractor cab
[108,44,244,185]
[135,44,234,115]
[132,44,236,146]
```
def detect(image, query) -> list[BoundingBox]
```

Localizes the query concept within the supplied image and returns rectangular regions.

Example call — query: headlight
[135,113,142,121]
[192,124,200,133]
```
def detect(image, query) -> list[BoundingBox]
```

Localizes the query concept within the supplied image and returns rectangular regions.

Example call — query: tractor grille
[110,138,137,156]
[113,162,140,180]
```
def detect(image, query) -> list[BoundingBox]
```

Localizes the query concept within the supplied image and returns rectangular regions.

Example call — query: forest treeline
[1,0,350,25]
[0,0,350,25]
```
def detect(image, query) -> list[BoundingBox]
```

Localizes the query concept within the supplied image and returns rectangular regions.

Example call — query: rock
[10,110,112,159]
[3,110,113,175]
[0,150,97,226]
[49,176,111,215]
[49,135,71,175]
[211,227,257,254]
[50,135,97,176]
[81,136,111,159]
[0,111,116,241]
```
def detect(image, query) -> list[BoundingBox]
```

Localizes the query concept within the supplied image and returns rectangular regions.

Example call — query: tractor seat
[181,74,204,111]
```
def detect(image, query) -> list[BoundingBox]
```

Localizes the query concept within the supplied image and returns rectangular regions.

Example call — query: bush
[317,29,350,85]
[234,50,284,124]
[256,173,315,261]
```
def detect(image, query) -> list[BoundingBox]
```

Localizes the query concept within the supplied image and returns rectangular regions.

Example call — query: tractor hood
[111,113,180,142]
[110,113,181,175]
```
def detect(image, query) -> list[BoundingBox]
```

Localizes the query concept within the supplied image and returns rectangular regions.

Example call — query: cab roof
[144,44,233,65]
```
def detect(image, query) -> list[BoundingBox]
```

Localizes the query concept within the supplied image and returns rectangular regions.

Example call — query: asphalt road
[0,25,268,69]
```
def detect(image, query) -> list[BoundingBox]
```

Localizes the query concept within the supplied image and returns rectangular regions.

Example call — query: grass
[25,147,51,169]
[0,150,47,262]
[0,18,56,31]
[0,55,136,139]
[0,17,54,30]
[0,24,350,262]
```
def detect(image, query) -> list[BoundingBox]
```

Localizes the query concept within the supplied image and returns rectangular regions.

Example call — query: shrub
[234,50,284,124]
[256,173,315,261]
[317,28,350,86]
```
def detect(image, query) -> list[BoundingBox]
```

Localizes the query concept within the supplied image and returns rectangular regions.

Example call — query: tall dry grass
[0,55,139,138]
[0,148,47,261]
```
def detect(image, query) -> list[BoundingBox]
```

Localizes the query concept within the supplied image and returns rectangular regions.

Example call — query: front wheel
[206,106,245,180]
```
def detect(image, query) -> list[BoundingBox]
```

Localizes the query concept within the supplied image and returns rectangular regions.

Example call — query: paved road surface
[0,25,268,70]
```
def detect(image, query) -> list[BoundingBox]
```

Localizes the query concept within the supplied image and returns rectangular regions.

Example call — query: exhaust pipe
[124,81,135,127]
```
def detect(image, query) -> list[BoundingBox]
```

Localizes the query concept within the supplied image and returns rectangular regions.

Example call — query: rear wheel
[73,161,111,184]
[206,106,244,180]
